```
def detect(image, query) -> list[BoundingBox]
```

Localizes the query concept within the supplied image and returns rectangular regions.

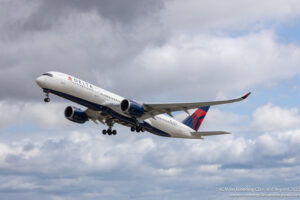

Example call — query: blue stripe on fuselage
[47,89,171,137]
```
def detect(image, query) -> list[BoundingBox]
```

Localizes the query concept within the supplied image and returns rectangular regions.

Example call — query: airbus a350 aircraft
[36,71,250,139]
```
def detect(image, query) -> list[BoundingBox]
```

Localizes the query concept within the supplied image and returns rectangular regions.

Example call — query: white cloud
[122,30,300,100]
[0,101,22,127]
[252,104,300,131]
[153,168,182,176]
[0,100,69,128]
[2,1,300,102]
[256,134,288,156]
[0,119,300,199]
[282,157,296,164]
[278,129,300,145]
[162,0,300,32]
[0,177,39,191]
[196,164,220,173]
[188,136,255,164]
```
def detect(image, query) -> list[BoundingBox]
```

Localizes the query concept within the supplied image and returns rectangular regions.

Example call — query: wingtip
[242,92,251,99]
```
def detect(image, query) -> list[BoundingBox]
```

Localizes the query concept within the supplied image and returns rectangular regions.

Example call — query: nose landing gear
[43,91,50,103]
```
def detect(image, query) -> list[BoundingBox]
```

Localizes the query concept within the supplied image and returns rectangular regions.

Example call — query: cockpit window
[42,73,53,77]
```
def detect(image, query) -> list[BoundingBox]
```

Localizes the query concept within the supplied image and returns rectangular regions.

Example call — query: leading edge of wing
[143,92,251,115]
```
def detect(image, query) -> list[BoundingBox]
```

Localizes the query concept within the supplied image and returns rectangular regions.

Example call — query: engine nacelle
[64,106,88,124]
[120,99,144,117]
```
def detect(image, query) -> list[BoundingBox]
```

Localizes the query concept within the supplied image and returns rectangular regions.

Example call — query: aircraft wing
[142,92,251,118]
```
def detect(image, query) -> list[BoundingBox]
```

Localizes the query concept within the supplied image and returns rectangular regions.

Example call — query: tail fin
[182,106,210,131]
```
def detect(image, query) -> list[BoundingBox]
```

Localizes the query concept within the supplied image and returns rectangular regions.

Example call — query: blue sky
[277,18,300,44]
[1,0,300,200]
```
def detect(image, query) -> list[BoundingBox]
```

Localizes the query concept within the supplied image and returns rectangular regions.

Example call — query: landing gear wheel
[107,129,112,135]
[43,91,50,103]
[102,129,107,135]
[112,130,117,135]
[131,127,135,132]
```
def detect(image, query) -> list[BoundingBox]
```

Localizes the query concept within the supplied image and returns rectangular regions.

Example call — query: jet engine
[64,106,88,124]
[120,99,144,117]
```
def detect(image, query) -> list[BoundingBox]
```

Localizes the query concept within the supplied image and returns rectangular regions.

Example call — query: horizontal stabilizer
[191,131,231,136]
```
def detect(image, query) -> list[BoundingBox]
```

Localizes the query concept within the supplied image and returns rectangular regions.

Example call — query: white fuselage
[36,71,196,138]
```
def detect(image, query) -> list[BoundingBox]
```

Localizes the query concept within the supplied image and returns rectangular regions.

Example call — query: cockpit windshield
[42,73,53,77]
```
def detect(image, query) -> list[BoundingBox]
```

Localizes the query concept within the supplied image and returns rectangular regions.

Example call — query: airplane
[36,71,250,139]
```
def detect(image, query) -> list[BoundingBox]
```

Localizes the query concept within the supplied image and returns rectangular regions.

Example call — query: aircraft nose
[36,76,45,87]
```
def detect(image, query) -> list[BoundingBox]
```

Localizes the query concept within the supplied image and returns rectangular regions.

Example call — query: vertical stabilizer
[182,106,210,131]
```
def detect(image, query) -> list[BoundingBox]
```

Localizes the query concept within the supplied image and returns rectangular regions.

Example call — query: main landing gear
[102,128,117,136]
[102,119,117,136]
[131,126,144,133]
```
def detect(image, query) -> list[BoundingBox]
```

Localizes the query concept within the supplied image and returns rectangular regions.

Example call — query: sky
[1,0,300,199]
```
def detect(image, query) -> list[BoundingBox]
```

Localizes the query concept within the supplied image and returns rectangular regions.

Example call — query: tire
[102,129,107,135]
[112,130,117,135]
